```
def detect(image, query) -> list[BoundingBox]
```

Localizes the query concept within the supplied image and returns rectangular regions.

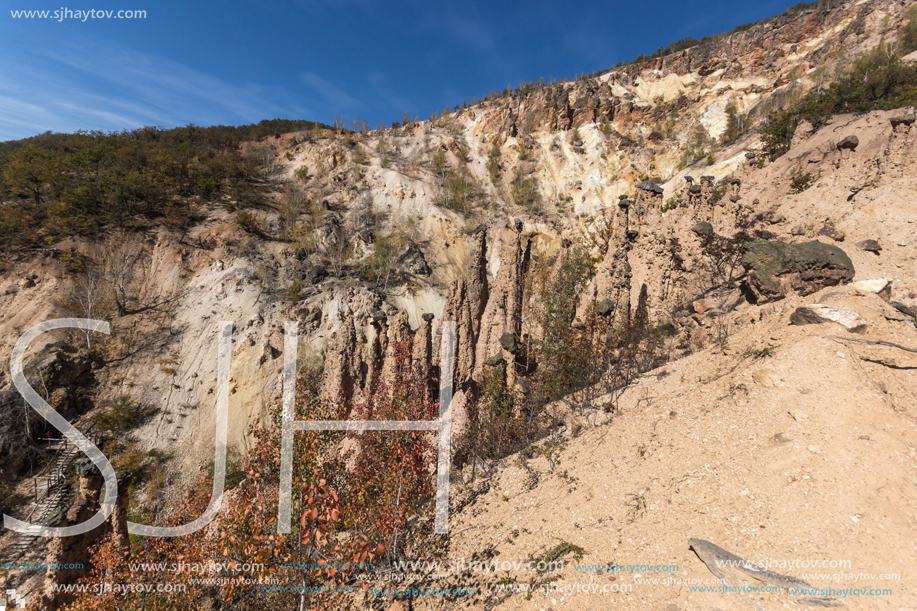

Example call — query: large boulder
[891,113,915,129]
[741,240,854,303]
[692,221,713,236]
[636,181,664,194]
[836,135,859,150]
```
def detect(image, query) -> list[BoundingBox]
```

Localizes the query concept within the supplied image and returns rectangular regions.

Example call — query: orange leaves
[351,536,377,565]
[299,481,344,552]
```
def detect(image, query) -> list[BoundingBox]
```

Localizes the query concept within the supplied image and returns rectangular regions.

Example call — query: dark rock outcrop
[856,239,881,253]
[741,240,855,303]
[891,113,915,130]
[692,221,714,236]
[636,181,664,194]
[836,135,859,150]
[817,224,845,242]
[789,304,866,332]
[398,243,431,276]
[466,4,855,144]
[596,299,616,316]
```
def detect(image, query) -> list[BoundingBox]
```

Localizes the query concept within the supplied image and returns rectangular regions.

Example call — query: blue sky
[1,0,792,141]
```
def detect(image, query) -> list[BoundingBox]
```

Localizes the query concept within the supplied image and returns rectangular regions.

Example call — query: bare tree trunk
[66,262,109,356]
[106,236,142,317]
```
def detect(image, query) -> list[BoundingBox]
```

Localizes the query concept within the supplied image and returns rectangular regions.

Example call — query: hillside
[1,0,916,609]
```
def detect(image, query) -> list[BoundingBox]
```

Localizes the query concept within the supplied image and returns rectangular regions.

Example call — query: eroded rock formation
[635,181,664,229]
[35,463,131,611]
[577,197,632,328]
[320,316,365,413]
[473,228,531,390]
[380,309,413,390]
[697,175,715,222]
[413,313,434,380]
[468,228,490,338]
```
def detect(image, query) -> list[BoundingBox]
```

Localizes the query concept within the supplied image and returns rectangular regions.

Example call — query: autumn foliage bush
[62,341,442,611]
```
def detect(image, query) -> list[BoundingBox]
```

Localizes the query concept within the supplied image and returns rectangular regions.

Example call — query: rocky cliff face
[0,2,915,580]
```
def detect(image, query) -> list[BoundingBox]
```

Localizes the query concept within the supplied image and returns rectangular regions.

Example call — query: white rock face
[791,304,867,332]
[850,278,892,300]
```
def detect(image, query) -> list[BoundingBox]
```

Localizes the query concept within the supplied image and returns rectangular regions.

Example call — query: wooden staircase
[5,439,84,560]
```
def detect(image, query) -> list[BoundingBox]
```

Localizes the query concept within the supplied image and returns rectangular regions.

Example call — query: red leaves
[56,357,440,610]
[299,481,344,552]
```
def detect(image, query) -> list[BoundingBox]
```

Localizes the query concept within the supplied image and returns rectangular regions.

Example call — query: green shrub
[537,246,596,401]
[479,361,515,418]
[235,210,263,234]
[679,125,713,169]
[898,4,917,56]
[511,171,539,211]
[571,126,583,146]
[721,99,747,145]
[363,231,406,284]
[95,395,157,432]
[486,142,501,178]
[294,165,311,183]
[710,181,728,204]
[443,170,471,213]
[790,173,816,193]
[115,440,146,472]
[95,395,140,432]
[286,278,303,301]
[759,108,799,161]
[760,44,917,160]
[194,175,219,199]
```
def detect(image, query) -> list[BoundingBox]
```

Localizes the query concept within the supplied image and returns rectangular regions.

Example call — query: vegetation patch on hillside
[760,28,917,160]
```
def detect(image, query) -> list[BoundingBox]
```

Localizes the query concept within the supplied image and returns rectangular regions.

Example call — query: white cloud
[300,72,363,112]
[0,38,314,140]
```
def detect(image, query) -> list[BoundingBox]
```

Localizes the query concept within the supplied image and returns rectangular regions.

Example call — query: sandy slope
[441,287,916,610]
[427,108,917,611]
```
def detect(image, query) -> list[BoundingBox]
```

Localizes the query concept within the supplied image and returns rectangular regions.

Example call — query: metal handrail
[23,422,97,524]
